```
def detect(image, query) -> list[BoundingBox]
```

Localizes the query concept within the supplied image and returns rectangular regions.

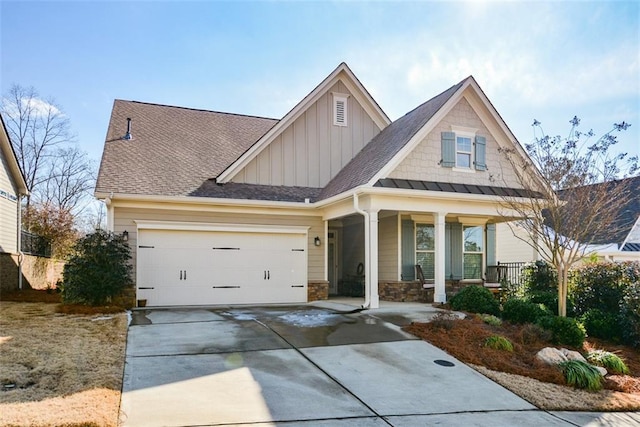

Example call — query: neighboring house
[0,114,29,290]
[497,176,640,264]
[96,63,547,308]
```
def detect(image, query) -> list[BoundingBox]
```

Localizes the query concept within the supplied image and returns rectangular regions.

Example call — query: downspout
[353,193,370,309]
[17,194,23,290]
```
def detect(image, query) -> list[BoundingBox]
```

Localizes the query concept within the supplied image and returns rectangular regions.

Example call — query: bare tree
[497,117,638,317]
[1,84,95,222]
[41,146,95,214]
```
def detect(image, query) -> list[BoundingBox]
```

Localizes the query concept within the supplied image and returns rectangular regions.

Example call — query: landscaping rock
[594,366,608,376]
[536,347,567,365]
[561,348,587,363]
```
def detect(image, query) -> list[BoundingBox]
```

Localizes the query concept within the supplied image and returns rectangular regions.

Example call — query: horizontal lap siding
[378,214,399,281]
[114,207,325,283]
[0,148,18,254]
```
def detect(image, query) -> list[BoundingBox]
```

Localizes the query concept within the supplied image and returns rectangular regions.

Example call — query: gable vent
[333,93,348,127]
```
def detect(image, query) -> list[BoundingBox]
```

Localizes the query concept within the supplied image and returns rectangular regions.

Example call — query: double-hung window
[415,224,435,280]
[463,226,483,280]
[456,136,473,169]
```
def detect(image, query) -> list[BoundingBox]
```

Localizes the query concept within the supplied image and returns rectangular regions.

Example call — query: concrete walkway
[120,301,640,426]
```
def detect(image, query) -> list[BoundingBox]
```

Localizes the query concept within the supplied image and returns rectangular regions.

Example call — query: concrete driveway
[120,302,639,426]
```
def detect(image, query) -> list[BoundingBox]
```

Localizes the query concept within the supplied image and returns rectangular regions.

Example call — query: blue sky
[1,1,638,170]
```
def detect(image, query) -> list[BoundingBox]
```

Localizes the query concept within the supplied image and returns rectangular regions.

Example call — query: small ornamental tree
[62,230,131,306]
[497,117,638,317]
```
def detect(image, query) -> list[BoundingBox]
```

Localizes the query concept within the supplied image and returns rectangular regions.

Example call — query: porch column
[368,210,379,308]
[434,212,447,303]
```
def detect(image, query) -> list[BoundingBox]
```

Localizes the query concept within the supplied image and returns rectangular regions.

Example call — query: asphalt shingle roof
[95,100,278,196]
[557,175,640,246]
[318,78,466,200]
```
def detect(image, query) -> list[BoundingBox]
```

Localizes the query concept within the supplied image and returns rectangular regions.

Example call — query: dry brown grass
[0,302,128,426]
[404,314,640,411]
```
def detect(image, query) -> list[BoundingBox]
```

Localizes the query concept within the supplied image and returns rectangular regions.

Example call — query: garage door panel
[137,229,307,306]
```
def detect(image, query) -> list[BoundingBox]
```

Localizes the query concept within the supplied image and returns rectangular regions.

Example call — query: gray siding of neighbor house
[113,207,325,282]
[232,81,382,188]
[0,146,18,254]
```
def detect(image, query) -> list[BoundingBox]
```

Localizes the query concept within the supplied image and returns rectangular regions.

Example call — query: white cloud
[1,96,64,119]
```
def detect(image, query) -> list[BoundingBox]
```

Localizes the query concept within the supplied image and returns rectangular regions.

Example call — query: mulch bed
[404,313,640,394]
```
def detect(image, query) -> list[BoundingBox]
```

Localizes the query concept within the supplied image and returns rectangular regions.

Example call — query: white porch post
[368,209,379,308]
[434,212,447,303]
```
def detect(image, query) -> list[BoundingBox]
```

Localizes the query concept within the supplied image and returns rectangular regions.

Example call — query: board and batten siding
[378,213,399,281]
[113,207,325,283]
[0,146,18,254]
[388,96,524,190]
[232,81,381,188]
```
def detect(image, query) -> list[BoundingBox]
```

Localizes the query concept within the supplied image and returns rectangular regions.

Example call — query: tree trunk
[557,266,569,317]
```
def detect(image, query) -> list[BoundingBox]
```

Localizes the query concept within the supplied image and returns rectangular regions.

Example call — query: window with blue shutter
[441,132,456,167]
[401,220,415,280]
[475,136,487,171]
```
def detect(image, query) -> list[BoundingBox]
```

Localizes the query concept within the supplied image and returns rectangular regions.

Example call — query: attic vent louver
[333,93,348,126]
[122,118,133,140]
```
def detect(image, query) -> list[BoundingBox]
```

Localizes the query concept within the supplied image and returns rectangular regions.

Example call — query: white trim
[457,216,489,225]
[410,214,434,222]
[216,63,390,184]
[451,125,478,134]
[134,220,310,234]
[397,214,402,281]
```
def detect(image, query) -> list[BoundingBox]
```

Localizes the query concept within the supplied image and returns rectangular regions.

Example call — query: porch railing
[21,230,52,258]
[486,261,527,293]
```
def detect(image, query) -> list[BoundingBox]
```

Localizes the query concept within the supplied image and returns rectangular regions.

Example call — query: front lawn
[0,299,127,427]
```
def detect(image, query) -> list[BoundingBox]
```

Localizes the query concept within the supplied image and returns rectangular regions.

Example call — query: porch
[320,192,525,307]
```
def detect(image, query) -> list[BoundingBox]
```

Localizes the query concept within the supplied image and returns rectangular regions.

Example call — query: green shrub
[518,323,553,345]
[536,315,586,348]
[522,260,557,294]
[585,350,629,375]
[449,285,500,316]
[558,360,603,391]
[580,309,620,341]
[484,335,514,352]
[572,262,639,316]
[619,282,640,348]
[479,313,502,326]
[502,298,551,324]
[62,230,132,306]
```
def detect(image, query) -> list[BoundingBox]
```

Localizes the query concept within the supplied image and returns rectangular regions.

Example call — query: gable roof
[558,175,640,246]
[0,114,28,196]
[319,79,465,200]
[95,101,278,197]
[215,62,391,184]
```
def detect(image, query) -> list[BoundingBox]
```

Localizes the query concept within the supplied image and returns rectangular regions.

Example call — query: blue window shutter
[475,135,487,171]
[450,223,463,280]
[441,132,455,167]
[486,223,496,267]
[401,220,415,280]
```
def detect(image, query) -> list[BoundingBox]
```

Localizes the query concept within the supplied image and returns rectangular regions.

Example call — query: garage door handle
[184,270,187,280]
[267,270,270,280]
[264,271,266,280]
[179,270,183,280]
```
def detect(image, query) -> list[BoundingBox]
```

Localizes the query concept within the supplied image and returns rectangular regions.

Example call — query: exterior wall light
[122,230,129,241]
[314,236,321,246]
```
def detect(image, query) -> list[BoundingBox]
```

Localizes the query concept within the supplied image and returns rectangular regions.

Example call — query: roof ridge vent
[122,118,133,140]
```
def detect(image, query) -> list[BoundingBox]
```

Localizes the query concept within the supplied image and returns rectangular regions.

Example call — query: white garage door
[136,229,307,306]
